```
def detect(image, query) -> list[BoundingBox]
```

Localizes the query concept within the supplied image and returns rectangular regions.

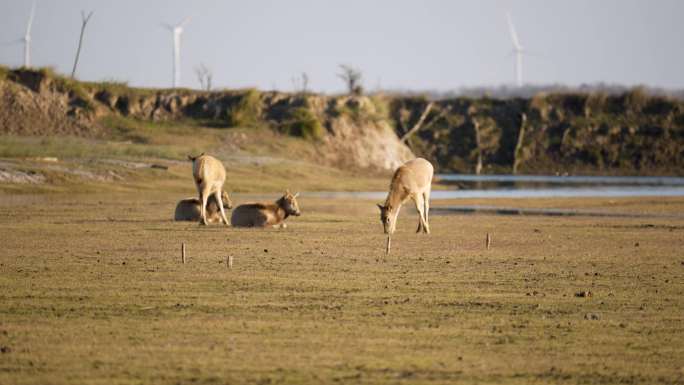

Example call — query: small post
[181,242,186,264]
[227,255,233,269]
[486,233,491,250]
[385,236,392,256]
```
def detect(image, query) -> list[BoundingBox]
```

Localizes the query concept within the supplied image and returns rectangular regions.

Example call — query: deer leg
[199,186,210,226]
[214,188,230,226]
[423,190,431,234]
[413,195,426,234]
[414,196,423,233]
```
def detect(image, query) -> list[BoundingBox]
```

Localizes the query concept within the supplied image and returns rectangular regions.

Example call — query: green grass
[0,135,193,161]
[226,89,263,128]
[0,114,391,195]
[281,107,325,140]
[0,65,9,81]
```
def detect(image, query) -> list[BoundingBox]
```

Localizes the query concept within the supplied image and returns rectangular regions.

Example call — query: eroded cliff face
[0,70,94,136]
[0,68,414,171]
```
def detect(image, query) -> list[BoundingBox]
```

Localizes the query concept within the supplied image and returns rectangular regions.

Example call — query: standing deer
[188,153,231,226]
[377,158,434,254]
[231,191,301,228]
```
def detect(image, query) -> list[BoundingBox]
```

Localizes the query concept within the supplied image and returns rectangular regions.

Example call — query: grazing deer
[174,191,233,223]
[188,153,231,225]
[377,158,434,244]
[231,191,301,228]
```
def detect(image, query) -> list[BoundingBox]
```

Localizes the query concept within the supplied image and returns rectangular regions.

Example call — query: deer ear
[187,155,195,161]
[293,192,300,198]
[377,204,384,211]
[285,189,291,195]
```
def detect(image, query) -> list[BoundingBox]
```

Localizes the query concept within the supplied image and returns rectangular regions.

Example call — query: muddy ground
[0,193,682,385]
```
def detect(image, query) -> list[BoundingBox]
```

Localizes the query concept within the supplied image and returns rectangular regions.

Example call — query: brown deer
[174,191,233,223]
[377,158,434,254]
[188,153,231,225]
[231,191,301,228]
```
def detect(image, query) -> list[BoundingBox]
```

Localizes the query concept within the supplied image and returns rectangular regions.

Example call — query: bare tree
[337,64,363,96]
[471,116,483,175]
[400,103,452,143]
[71,11,94,78]
[512,112,527,174]
[291,72,309,94]
[194,63,213,91]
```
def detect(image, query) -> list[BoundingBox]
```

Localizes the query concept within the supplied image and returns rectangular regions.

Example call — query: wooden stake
[385,236,392,256]
[181,242,186,264]
[486,233,491,250]
[227,255,233,269]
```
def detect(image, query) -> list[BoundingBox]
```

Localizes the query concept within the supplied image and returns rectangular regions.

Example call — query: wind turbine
[161,17,190,88]
[506,12,524,87]
[3,1,37,67]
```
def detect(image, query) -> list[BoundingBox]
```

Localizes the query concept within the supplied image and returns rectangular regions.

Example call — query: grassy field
[0,191,682,385]
[0,117,391,195]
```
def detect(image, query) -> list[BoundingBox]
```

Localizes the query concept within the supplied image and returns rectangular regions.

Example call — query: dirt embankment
[0,68,413,171]
[1,67,683,174]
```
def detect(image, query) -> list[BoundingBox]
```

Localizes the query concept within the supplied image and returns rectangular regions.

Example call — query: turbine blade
[1,38,24,46]
[177,16,191,28]
[506,12,521,50]
[25,0,37,37]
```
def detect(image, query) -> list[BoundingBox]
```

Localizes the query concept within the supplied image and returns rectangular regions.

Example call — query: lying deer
[231,191,301,228]
[377,158,434,254]
[174,191,233,223]
[188,153,231,226]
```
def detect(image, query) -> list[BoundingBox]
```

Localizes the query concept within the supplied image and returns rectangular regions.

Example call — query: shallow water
[306,174,684,200]
[306,186,684,200]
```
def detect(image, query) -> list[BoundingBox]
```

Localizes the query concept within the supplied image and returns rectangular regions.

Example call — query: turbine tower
[3,1,37,67]
[506,12,524,87]
[23,1,37,67]
[162,17,190,88]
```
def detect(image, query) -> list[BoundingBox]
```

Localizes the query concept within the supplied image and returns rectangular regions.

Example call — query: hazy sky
[1,0,683,92]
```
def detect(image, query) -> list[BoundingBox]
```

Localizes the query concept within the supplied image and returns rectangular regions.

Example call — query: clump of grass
[623,86,648,114]
[30,67,95,111]
[226,89,262,128]
[584,92,609,115]
[85,80,130,95]
[332,98,365,123]
[367,95,391,123]
[0,65,9,81]
[84,80,161,101]
[281,107,325,140]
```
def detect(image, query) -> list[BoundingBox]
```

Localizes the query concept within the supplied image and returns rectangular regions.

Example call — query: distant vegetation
[394,89,684,175]
[337,64,364,96]
[1,65,682,175]
[386,83,684,101]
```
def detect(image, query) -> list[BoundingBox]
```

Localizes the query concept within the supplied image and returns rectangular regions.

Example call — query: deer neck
[275,198,290,221]
[384,186,406,212]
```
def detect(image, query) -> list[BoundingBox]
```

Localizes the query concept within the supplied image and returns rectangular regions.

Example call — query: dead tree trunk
[400,102,434,143]
[473,118,483,175]
[71,11,94,79]
[513,112,527,174]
